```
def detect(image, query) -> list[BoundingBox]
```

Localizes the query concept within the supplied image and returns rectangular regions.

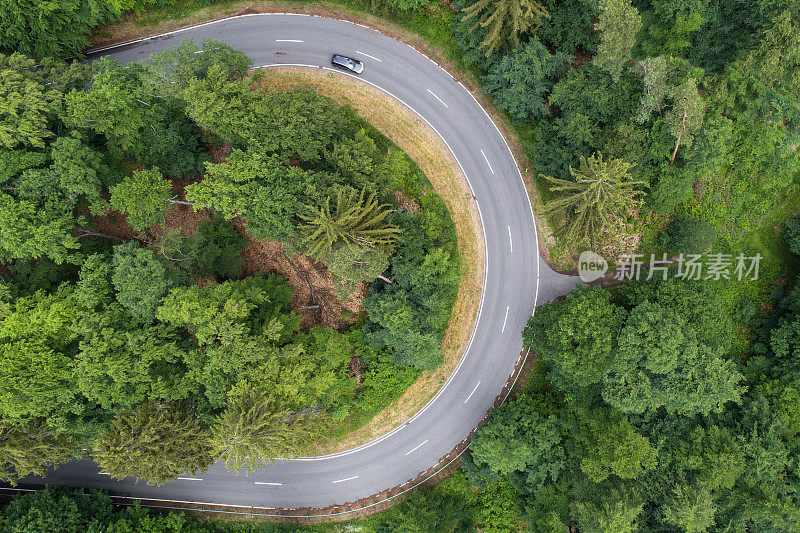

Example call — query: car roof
[333,54,358,64]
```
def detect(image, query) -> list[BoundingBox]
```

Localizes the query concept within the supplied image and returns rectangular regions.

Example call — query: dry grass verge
[253,67,484,455]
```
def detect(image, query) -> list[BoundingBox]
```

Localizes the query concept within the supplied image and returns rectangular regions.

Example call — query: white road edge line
[98,472,110,475]
[177,477,203,481]
[464,381,480,404]
[508,225,513,253]
[260,63,318,69]
[275,39,303,42]
[480,149,495,175]
[427,88,449,108]
[254,482,283,486]
[279,66,491,462]
[404,440,429,456]
[70,21,545,516]
[502,306,510,333]
[332,476,359,484]
[356,50,382,62]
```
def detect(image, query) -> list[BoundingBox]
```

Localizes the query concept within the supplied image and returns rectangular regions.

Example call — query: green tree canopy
[0,420,76,486]
[0,53,59,149]
[602,300,746,416]
[111,242,180,322]
[299,187,400,259]
[0,0,115,58]
[109,168,172,232]
[0,485,114,533]
[188,149,311,242]
[93,401,213,485]
[543,152,646,247]
[523,286,625,392]
[211,391,327,474]
[469,394,565,493]
[482,37,570,123]
[594,0,642,81]
[575,408,657,482]
[461,0,550,56]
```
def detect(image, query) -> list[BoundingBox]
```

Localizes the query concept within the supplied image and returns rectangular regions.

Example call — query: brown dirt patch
[85,171,361,329]
[253,67,484,455]
[234,219,367,330]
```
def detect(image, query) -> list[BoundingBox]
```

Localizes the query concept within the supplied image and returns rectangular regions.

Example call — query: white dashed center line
[356,51,382,62]
[502,306,510,333]
[275,39,303,43]
[508,225,513,253]
[98,472,110,476]
[480,149,494,174]
[332,476,359,484]
[464,381,481,404]
[177,477,203,481]
[404,440,429,456]
[427,89,449,108]
[254,482,283,486]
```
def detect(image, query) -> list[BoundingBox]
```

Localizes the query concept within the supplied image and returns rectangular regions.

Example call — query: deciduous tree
[469,395,565,492]
[188,150,309,242]
[112,242,179,322]
[109,168,172,231]
[523,286,624,392]
[666,78,705,164]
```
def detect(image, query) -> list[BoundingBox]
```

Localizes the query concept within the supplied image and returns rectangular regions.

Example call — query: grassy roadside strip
[255,67,484,455]
[88,0,560,268]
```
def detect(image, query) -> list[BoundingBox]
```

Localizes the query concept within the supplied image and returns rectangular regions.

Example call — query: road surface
[14,14,578,512]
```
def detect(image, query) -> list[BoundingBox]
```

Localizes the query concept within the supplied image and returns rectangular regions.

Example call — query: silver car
[331,54,364,74]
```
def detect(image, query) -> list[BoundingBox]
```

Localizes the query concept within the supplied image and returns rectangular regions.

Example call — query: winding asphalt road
[14,14,578,511]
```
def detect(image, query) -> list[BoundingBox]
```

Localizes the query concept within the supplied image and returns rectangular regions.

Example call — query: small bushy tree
[482,37,570,123]
[112,242,179,322]
[658,216,715,254]
[109,168,172,232]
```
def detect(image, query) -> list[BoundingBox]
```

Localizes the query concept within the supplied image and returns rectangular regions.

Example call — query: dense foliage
[452,0,800,250]
[453,268,800,531]
[3,0,800,530]
[0,39,460,485]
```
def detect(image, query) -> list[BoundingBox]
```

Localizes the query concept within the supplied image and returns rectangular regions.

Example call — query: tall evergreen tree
[594,0,642,81]
[543,152,645,247]
[0,420,76,485]
[211,392,326,474]
[299,187,400,259]
[461,0,550,56]
[93,401,213,485]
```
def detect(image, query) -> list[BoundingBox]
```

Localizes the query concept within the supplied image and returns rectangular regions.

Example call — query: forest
[1,0,799,530]
[449,0,800,529]
[0,40,460,485]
